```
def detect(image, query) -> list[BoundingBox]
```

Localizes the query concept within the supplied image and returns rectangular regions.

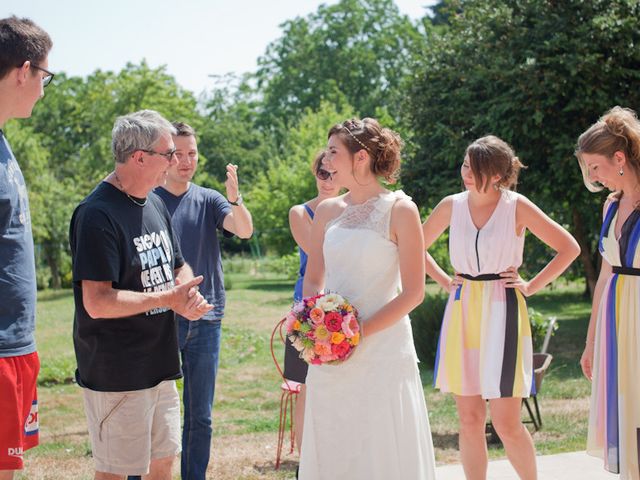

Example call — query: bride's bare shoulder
[315,194,348,223]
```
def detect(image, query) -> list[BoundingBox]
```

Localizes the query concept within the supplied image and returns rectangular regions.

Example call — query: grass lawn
[19,276,592,479]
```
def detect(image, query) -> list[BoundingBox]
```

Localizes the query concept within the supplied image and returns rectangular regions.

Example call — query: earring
[619,168,624,176]
[493,183,499,191]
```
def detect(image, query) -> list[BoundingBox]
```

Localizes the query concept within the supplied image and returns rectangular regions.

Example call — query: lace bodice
[326,190,408,239]
[323,191,408,318]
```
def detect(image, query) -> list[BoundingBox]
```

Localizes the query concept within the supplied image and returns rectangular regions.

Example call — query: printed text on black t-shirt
[134,229,174,314]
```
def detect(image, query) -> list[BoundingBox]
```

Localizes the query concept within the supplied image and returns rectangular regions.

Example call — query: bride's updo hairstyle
[466,135,525,192]
[328,117,403,183]
[576,106,640,192]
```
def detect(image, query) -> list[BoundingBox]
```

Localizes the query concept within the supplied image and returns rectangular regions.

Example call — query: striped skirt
[433,276,533,399]
[587,272,640,479]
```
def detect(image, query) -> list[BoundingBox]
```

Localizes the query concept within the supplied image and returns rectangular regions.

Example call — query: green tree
[256,0,422,128]
[25,62,200,193]
[247,101,354,255]
[197,74,275,188]
[405,0,640,295]
[17,62,203,287]
[3,122,74,289]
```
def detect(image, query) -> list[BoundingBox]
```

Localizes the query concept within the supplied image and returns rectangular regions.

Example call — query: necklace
[113,171,147,207]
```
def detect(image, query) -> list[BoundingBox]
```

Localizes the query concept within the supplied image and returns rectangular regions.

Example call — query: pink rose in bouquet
[332,340,351,359]
[286,293,360,365]
[324,312,343,332]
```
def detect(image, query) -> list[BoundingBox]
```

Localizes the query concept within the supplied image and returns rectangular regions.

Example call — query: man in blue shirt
[0,16,53,479]
[156,122,252,479]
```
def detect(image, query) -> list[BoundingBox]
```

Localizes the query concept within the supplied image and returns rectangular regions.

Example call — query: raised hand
[225,163,240,203]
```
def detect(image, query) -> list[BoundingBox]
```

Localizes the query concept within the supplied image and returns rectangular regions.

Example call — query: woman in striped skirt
[577,106,640,480]
[422,136,580,480]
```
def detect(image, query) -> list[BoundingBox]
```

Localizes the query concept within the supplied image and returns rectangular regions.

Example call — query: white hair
[111,110,176,164]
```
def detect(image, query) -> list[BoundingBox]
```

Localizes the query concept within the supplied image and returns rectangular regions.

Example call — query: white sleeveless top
[449,189,524,276]
[322,190,418,361]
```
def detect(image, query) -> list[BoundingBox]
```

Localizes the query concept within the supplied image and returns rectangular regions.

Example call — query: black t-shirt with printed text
[70,182,185,392]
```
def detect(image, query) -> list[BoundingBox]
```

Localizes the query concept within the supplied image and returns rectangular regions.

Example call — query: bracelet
[229,193,243,206]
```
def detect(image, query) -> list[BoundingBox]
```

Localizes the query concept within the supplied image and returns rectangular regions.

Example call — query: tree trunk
[44,242,61,290]
[572,207,598,299]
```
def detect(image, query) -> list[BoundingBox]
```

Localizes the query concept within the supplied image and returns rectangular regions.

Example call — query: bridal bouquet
[285,293,360,365]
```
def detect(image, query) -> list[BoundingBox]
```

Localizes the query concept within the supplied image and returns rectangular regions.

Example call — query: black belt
[458,273,502,281]
[612,266,640,276]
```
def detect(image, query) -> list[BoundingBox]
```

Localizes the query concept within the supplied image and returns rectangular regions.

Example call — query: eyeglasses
[316,169,333,181]
[30,64,54,87]
[139,148,177,161]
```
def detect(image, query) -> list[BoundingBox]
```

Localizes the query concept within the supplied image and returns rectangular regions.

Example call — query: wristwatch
[229,193,243,206]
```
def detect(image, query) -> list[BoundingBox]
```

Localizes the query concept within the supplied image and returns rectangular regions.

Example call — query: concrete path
[436,451,615,479]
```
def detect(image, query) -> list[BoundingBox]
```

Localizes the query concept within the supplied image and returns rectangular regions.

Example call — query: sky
[2,0,435,96]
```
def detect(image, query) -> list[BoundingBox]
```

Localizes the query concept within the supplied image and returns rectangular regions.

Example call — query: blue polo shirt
[0,130,37,357]
[155,184,232,321]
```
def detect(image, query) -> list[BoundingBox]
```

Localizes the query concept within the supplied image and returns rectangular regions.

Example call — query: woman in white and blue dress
[284,151,340,454]
[577,106,640,480]
[299,118,436,479]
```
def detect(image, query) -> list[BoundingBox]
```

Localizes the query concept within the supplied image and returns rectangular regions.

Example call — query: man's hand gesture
[225,163,240,203]
[169,275,213,321]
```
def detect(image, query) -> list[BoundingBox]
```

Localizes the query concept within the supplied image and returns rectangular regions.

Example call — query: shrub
[528,307,558,352]
[222,255,254,274]
[411,291,449,366]
[259,251,299,279]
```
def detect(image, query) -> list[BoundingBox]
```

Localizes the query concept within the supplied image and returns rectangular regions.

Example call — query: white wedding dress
[299,191,436,480]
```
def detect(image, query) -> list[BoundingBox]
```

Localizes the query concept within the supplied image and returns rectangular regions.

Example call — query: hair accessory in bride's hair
[343,124,370,152]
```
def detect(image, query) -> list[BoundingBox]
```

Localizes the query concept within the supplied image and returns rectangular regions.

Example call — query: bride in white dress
[299,118,436,479]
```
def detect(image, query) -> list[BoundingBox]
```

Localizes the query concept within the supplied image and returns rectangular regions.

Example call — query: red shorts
[0,352,40,471]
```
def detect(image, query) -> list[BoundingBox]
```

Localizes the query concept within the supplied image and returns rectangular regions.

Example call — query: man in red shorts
[0,16,53,479]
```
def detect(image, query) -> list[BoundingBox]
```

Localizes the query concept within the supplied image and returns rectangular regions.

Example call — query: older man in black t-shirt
[69,110,212,480]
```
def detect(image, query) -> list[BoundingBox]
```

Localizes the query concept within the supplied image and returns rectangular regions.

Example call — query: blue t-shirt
[0,130,37,357]
[155,184,232,321]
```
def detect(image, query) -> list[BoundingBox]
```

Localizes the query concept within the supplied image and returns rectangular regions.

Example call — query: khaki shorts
[82,380,181,475]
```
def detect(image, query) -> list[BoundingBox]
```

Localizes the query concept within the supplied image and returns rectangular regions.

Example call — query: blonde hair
[465,135,525,192]
[576,106,640,192]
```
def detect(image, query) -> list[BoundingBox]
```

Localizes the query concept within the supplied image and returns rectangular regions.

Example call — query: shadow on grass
[39,376,76,387]
[253,458,298,474]
[432,432,459,450]
[238,280,294,292]
[545,361,584,381]
[527,288,589,312]
[38,289,74,302]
